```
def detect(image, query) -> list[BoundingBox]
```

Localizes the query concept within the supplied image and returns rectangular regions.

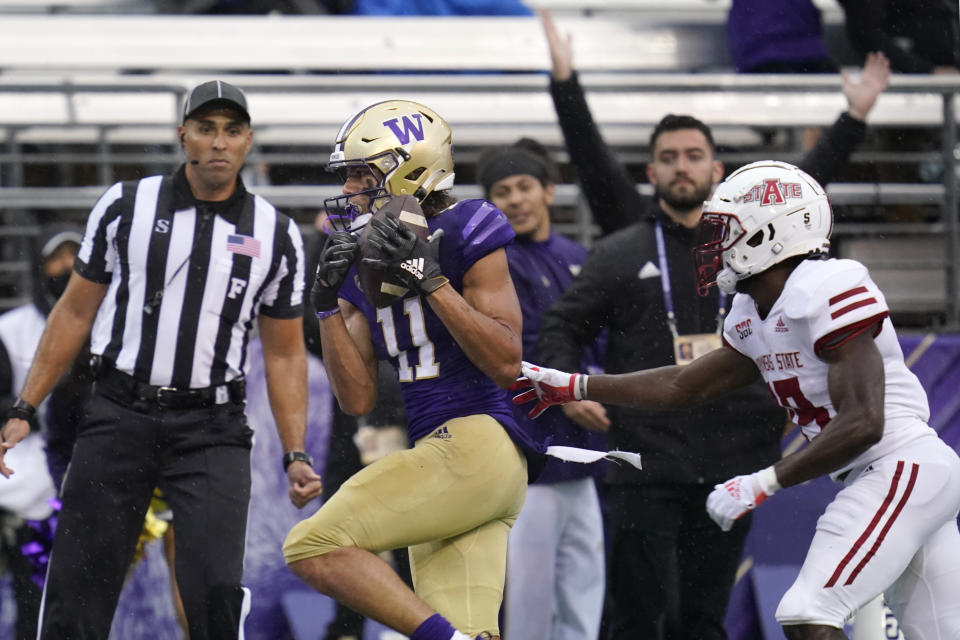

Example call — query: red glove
[510,361,586,419]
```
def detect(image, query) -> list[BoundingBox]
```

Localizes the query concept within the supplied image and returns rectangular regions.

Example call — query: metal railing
[1,73,957,325]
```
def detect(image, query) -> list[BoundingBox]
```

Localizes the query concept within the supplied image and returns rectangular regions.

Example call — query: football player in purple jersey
[283,100,538,640]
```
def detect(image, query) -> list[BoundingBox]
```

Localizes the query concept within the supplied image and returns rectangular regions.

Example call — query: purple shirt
[505,232,607,483]
[340,199,542,459]
[727,0,830,72]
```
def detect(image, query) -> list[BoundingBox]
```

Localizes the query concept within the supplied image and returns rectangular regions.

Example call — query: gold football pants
[283,414,527,635]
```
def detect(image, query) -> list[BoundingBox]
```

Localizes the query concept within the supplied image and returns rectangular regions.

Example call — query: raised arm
[542,9,647,235]
[800,52,890,186]
[0,273,106,476]
[843,52,891,122]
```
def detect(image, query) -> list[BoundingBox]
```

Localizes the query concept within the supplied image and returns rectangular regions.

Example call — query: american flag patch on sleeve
[227,234,261,258]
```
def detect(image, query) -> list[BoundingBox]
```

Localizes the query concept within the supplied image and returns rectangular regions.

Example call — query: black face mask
[43,271,71,301]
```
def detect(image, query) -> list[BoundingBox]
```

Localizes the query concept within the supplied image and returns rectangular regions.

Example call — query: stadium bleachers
[0,5,958,640]
[0,9,957,328]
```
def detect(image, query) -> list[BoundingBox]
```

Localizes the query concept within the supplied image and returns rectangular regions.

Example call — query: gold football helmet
[324,100,455,229]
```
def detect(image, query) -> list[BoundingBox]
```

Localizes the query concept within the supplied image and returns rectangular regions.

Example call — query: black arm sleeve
[799,112,867,187]
[837,0,935,73]
[537,244,619,372]
[550,72,648,236]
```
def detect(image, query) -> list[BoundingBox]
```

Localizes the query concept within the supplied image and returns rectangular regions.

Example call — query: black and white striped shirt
[75,165,305,389]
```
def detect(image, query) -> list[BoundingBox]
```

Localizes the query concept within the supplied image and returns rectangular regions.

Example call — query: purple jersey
[505,232,607,484]
[339,199,539,452]
[727,0,830,72]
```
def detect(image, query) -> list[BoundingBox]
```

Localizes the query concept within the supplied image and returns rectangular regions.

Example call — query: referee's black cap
[182,80,251,124]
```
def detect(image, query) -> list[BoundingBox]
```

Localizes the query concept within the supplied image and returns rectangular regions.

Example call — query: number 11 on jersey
[377,298,440,382]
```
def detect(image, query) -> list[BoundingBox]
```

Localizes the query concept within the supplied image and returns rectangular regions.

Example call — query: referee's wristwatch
[5,397,36,422]
[283,451,314,471]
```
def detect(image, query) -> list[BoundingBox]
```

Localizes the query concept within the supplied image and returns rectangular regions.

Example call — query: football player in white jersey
[512,161,960,639]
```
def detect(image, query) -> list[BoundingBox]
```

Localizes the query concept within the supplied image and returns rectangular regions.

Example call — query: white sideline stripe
[904,332,937,369]
[238,586,252,639]
[34,546,52,639]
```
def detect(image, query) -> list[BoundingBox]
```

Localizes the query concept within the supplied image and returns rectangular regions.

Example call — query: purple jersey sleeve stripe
[470,215,510,248]
[461,201,500,241]
[466,203,511,248]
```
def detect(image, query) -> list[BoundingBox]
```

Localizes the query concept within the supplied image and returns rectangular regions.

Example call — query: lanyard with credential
[654,219,728,339]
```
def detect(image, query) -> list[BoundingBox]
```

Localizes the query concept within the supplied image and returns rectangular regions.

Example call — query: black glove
[311,231,359,312]
[362,214,448,296]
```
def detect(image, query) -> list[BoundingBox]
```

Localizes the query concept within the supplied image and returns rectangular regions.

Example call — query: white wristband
[756,465,782,495]
[575,374,588,400]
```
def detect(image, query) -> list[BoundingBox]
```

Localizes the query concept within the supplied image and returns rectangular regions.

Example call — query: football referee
[0,80,323,640]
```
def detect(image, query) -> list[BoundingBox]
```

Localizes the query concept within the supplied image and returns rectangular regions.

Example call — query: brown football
[357,194,431,308]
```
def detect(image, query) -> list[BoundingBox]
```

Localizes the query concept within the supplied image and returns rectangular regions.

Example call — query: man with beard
[538,11,889,638]
[537,112,788,640]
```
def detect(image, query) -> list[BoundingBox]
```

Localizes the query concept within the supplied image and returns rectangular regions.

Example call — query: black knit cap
[182,80,250,124]
[477,146,551,195]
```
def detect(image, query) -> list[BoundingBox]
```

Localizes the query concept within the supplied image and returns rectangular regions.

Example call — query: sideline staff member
[0,80,322,640]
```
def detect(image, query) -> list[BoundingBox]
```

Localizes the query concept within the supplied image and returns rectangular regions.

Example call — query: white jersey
[0,303,46,396]
[723,258,934,478]
[0,303,57,520]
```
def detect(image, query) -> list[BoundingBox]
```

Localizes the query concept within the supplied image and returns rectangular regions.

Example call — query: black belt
[94,363,245,410]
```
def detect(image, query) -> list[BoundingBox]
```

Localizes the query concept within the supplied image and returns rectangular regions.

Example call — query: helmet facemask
[694,212,746,296]
[322,152,400,232]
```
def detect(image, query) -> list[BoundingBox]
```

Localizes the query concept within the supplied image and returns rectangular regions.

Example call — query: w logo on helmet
[743,179,803,206]
[382,114,426,145]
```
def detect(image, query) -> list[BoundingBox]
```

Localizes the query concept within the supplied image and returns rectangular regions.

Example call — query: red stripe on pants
[844,463,919,585]
[824,461,905,588]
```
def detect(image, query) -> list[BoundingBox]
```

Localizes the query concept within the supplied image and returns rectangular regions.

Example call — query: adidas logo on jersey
[775,316,789,333]
[431,426,452,440]
[399,258,425,281]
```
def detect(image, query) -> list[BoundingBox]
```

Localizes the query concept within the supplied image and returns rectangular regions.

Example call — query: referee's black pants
[39,390,253,640]
[603,483,751,640]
